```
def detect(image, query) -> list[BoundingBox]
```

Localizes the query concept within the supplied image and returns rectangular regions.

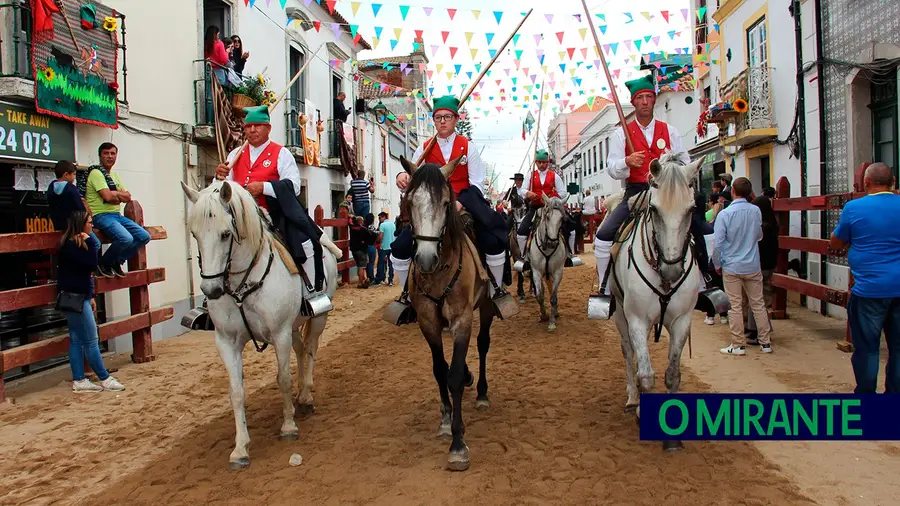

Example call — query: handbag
[56,291,87,313]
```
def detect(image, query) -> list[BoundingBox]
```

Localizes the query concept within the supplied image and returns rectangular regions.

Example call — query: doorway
[203,0,232,43]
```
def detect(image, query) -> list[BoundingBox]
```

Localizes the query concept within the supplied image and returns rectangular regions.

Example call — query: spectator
[713,177,773,355]
[375,212,396,286]
[763,186,776,199]
[830,162,900,393]
[720,173,733,202]
[705,193,720,223]
[85,143,151,278]
[349,215,374,288]
[350,170,373,217]
[229,35,249,76]
[334,91,351,123]
[204,26,230,86]
[692,191,727,325]
[338,190,353,216]
[47,160,86,231]
[365,213,378,284]
[744,195,779,343]
[582,188,597,217]
[56,211,125,393]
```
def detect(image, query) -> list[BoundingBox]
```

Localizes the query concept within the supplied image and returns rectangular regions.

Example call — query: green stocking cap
[535,149,550,161]
[432,95,460,116]
[242,105,271,125]
[625,74,656,102]
[80,4,99,29]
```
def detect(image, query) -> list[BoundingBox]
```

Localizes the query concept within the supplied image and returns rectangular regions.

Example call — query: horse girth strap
[418,248,465,310]
[627,242,694,343]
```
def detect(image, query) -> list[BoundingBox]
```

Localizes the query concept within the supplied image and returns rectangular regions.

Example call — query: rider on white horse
[391,96,510,306]
[215,105,330,305]
[515,150,575,265]
[593,75,692,295]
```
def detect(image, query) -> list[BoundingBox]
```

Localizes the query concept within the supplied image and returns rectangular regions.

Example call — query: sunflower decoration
[102,16,118,32]
[733,98,749,113]
[42,66,56,82]
[266,90,277,103]
[257,74,266,85]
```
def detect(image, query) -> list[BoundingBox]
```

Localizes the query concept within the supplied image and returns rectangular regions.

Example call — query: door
[746,17,768,128]
[287,46,306,147]
[203,0,232,40]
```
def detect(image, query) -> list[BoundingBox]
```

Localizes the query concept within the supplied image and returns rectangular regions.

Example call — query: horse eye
[220,231,231,241]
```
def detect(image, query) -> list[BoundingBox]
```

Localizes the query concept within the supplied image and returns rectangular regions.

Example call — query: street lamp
[373,101,388,124]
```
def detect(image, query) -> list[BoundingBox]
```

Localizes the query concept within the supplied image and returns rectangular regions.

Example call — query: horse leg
[296,315,327,415]
[626,316,655,399]
[273,326,299,440]
[548,268,563,332]
[533,267,548,322]
[614,310,640,410]
[517,272,526,302]
[662,314,692,451]
[215,333,251,470]
[447,314,474,471]
[475,298,492,410]
[425,326,452,440]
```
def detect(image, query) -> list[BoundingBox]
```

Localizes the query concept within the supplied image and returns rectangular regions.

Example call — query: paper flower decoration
[102,17,118,32]
[42,67,56,82]
[733,98,749,113]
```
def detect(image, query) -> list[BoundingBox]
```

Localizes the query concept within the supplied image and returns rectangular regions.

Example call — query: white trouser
[516,235,527,258]
[567,230,575,255]
[391,254,411,290]
[485,252,506,297]
[300,240,320,292]
[593,237,613,295]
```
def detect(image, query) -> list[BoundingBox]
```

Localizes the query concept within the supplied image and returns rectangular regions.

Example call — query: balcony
[713,66,777,148]
[0,0,129,116]
[325,118,357,170]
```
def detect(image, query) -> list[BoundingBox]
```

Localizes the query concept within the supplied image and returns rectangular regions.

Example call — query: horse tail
[319,232,343,259]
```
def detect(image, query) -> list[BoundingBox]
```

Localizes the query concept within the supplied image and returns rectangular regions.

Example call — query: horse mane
[405,163,466,243]
[653,152,692,213]
[189,180,264,247]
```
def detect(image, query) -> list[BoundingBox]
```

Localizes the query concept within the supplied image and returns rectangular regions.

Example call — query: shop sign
[0,101,75,164]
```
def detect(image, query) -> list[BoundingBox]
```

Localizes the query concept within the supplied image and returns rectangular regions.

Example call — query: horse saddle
[609,219,637,263]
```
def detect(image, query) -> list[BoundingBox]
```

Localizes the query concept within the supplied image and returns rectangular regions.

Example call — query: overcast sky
[336,0,693,189]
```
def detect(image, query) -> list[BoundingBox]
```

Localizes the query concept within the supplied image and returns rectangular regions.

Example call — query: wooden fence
[770,164,871,353]
[0,202,171,401]
[313,205,354,284]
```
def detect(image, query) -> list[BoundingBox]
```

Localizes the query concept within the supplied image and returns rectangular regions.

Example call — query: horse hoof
[447,448,470,471]
[475,398,490,411]
[280,431,299,441]
[636,405,641,419]
[296,403,315,416]
[437,424,452,440]
[547,323,556,333]
[624,403,639,413]
[518,297,526,303]
[663,440,684,452]
[229,458,250,471]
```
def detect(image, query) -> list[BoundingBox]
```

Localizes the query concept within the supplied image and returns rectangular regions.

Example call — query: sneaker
[388,282,394,287]
[760,344,773,354]
[704,316,715,325]
[720,345,746,356]
[111,265,127,278]
[96,265,115,278]
[719,315,729,325]
[101,376,125,391]
[73,379,103,393]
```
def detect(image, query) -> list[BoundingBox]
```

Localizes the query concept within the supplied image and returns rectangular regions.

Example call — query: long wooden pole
[524,82,547,180]
[580,0,635,154]
[415,9,534,166]
[217,43,326,176]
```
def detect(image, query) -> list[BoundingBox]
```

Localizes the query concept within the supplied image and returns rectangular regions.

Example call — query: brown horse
[398,156,499,472]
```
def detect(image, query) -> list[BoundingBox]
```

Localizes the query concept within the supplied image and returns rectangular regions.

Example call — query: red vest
[231,142,282,209]
[625,120,671,184]
[529,169,559,206]
[424,135,470,196]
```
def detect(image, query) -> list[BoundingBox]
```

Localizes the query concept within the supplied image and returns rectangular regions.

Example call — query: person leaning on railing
[56,211,125,393]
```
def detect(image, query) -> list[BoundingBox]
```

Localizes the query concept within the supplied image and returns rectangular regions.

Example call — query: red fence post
[125,201,155,364]
[0,349,5,402]
[337,206,351,284]
[772,176,791,319]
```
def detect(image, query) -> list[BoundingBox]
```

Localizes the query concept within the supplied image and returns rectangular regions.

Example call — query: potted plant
[232,73,273,111]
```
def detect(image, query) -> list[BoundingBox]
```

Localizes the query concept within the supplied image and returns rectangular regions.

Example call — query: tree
[456,108,474,139]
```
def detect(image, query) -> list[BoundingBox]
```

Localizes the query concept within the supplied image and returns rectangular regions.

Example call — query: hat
[625,74,656,102]
[242,105,271,125]
[510,173,525,180]
[432,95,460,116]
[721,173,733,183]
[80,4,99,29]
[535,149,550,162]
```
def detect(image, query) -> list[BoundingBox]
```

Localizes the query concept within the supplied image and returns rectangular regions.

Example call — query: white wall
[654,90,697,153]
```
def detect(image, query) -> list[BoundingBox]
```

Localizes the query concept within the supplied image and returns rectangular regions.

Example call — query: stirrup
[565,255,584,268]
[513,260,531,273]
[490,287,520,320]
[383,294,417,326]
[587,292,615,320]
[301,288,333,317]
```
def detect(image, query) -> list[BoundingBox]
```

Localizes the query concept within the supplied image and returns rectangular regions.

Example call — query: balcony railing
[326,118,357,168]
[720,66,775,132]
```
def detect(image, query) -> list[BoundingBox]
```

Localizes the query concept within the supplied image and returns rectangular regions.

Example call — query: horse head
[647,152,703,283]
[181,180,264,299]
[539,194,567,244]
[399,156,463,273]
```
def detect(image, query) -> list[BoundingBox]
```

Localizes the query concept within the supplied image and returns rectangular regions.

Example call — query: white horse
[607,153,702,451]
[181,180,341,470]
[527,195,568,332]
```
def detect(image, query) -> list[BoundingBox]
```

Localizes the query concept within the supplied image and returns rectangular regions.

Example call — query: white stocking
[391,254,411,290]
[485,253,506,297]
[594,237,613,295]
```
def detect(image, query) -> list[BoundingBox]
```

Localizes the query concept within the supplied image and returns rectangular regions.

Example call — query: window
[593,146,598,173]
[286,46,306,147]
[746,17,767,68]
[599,141,605,170]
[871,73,898,178]
[381,133,388,179]
[695,0,708,50]
[332,74,343,119]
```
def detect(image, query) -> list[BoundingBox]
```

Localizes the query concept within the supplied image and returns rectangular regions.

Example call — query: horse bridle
[534,204,563,277]
[197,198,274,353]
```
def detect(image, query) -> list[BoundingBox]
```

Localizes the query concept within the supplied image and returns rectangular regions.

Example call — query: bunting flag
[448,8,456,20]
[493,11,503,24]
[399,5,410,20]
[423,6,432,16]
[371,3,381,17]
[472,9,480,20]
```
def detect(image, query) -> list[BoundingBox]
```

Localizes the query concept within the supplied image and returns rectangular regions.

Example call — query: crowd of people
[346,172,396,289]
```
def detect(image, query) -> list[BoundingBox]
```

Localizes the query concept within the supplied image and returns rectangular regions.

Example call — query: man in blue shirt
[712,177,773,355]
[374,212,396,286]
[831,162,900,393]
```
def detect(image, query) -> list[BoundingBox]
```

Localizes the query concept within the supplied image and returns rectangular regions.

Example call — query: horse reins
[533,205,563,280]
[198,201,275,353]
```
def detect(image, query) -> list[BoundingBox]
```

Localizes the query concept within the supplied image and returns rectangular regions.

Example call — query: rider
[391,95,509,299]
[592,74,690,294]
[503,172,526,230]
[514,149,572,261]
[216,105,329,302]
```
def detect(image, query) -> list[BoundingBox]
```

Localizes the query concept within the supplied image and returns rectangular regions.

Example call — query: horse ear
[682,158,703,182]
[220,181,233,204]
[441,157,461,180]
[399,156,417,175]
[181,181,199,203]
[649,158,662,180]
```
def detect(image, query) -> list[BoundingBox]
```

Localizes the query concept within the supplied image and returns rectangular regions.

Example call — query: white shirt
[226,140,302,198]
[582,194,598,215]
[606,118,690,180]
[412,132,485,195]
[520,168,569,201]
